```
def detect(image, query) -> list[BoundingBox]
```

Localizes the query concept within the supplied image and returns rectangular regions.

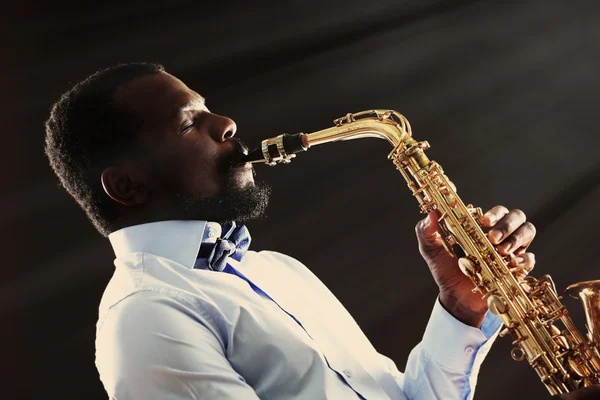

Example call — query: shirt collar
[108,220,223,269]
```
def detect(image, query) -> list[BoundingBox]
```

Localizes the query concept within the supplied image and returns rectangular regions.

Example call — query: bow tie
[197,222,251,271]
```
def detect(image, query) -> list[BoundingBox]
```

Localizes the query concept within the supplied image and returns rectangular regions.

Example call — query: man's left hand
[415,205,537,327]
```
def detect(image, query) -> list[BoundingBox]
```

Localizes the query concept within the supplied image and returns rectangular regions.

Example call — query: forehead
[115,71,204,127]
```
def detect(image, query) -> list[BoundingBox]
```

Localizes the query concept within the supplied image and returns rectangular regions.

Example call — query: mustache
[232,137,249,156]
[231,137,250,158]
[220,137,251,172]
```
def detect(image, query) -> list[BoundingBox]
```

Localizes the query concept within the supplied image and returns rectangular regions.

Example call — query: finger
[482,205,509,227]
[415,210,441,241]
[510,252,535,273]
[496,221,536,255]
[513,247,527,256]
[488,209,526,245]
[415,211,445,256]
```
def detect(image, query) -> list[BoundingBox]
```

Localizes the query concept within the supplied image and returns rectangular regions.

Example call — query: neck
[110,199,197,233]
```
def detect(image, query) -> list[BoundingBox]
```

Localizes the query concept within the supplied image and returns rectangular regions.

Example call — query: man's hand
[552,385,600,399]
[415,205,537,327]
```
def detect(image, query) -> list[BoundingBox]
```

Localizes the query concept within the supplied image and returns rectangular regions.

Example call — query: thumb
[416,210,444,252]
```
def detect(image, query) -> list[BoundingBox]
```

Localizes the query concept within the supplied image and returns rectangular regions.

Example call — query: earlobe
[101,165,149,206]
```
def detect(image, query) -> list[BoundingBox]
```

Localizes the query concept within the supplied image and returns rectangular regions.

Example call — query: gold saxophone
[243,110,600,395]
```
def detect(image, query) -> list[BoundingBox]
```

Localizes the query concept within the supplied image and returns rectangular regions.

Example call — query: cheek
[160,139,224,195]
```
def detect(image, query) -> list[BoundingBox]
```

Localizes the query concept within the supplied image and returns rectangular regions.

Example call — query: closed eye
[177,118,195,135]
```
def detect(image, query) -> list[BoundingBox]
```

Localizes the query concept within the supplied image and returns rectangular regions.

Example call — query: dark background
[3,0,600,399]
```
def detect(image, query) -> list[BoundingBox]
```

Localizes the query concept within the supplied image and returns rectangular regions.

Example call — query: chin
[231,170,255,189]
[238,178,255,190]
[176,178,271,224]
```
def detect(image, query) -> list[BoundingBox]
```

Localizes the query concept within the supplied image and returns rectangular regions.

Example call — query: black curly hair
[44,62,165,237]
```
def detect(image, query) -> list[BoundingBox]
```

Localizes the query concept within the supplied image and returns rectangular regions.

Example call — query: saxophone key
[500,327,513,338]
[488,294,508,315]
[512,336,530,345]
[458,257,477,276]
[511,346,526,361]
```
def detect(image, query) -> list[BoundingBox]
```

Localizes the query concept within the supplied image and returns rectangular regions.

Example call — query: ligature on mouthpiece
[243,133,308,165]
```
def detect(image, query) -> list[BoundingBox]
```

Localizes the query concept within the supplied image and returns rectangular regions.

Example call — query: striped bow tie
[197,222,251,272]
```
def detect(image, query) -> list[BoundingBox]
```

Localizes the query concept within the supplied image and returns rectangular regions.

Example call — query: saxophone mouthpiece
[242,147,267,164]
[242,133,308,165]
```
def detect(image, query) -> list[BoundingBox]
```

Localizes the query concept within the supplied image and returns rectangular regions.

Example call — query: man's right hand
[552,385,600,399]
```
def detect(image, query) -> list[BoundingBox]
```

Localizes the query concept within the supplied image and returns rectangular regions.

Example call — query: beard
[174,167,271,224]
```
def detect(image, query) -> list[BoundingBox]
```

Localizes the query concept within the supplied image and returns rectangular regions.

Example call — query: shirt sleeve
[95,290,261,400]
[392,297,503,400]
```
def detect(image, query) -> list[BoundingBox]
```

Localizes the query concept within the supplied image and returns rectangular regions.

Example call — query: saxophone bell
[566,280,600,347]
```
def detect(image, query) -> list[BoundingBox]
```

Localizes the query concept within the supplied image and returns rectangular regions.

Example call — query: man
[43,63,589,399]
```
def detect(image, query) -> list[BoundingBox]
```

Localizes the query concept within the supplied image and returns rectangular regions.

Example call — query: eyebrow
[169,95,206,123]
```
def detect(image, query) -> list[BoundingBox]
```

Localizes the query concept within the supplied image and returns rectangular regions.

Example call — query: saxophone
[242,110,600,396]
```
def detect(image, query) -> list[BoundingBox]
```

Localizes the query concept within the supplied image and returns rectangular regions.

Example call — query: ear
[101,161,150,206]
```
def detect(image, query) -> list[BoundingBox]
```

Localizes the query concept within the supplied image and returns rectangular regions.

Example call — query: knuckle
[528,255,536,270]
[415,220,425,234]
[525,221,537,235]
[519,253,535,271]
[512,208,526,220]
[511,231,523,244]
[492,205,509,215]
[505,213,524,232]
[498,220,512,234]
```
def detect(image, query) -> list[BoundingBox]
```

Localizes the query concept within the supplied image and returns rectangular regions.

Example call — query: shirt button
[465,346,475,355]
[207,228,217,238]
[343,370,352,378]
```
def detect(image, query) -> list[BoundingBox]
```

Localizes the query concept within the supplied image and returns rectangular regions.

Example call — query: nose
[210,113,237,142]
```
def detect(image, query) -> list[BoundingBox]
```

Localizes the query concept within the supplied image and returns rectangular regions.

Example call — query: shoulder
[96,290,198,340]
[97,253,144,326]
[97,252,222,336]
[96,289,223,359]
[94,290,228,397]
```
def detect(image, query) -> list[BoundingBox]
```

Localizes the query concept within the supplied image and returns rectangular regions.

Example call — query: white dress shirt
[96,220,502,399]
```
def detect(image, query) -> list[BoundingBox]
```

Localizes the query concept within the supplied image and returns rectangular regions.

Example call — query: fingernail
[486,213,496,224]
[516,256,525,265]
[490,230,502,243]
[503,241,513,253]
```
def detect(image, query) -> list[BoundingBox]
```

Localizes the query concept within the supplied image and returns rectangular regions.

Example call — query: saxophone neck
[244,109,431,168]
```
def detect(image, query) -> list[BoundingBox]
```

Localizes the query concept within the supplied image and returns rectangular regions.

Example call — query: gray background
[3,0,599,399]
